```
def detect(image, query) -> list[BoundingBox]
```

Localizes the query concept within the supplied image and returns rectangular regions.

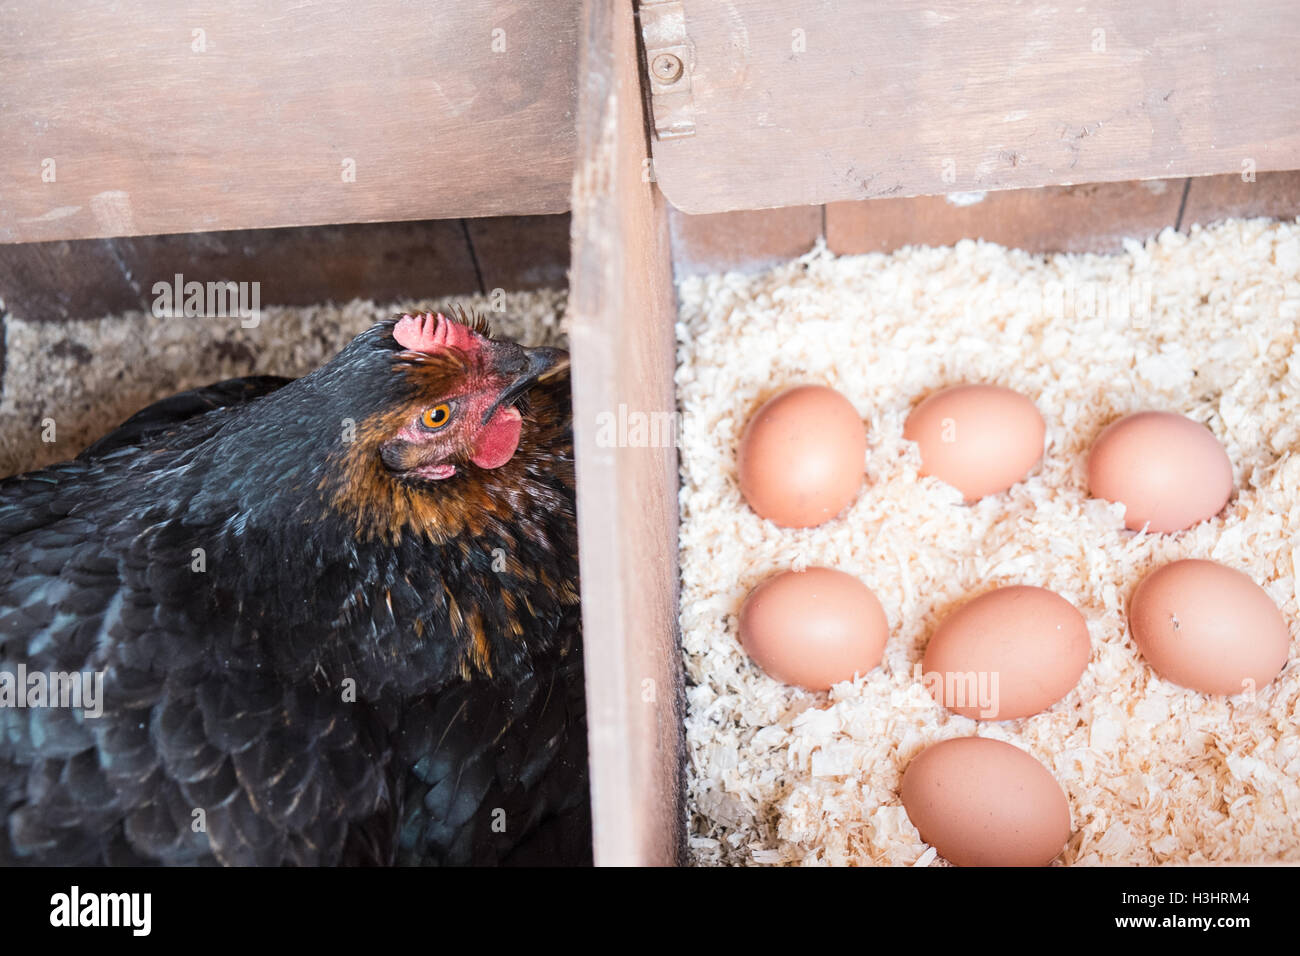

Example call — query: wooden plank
[465,214,572,292]
[0,239,147,322]
[568,0,685,865]
[668,204,822,277]
[0,219,481,321]
[1180,170,1300,228]
[826,179,1187,255]
[649,1,1300,214]
[0,1,579,242]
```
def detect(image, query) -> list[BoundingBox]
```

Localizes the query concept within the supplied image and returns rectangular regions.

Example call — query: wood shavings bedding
[675,218,1300,866]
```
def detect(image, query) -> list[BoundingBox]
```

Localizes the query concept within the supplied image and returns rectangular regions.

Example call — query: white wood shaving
[675,219,1300,866]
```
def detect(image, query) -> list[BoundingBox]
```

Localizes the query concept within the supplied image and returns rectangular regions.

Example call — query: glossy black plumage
[0,319,589,866]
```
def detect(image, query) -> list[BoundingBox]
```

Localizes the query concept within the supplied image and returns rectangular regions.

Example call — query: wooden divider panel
[646,1,1300,213]
[568,0,685,865]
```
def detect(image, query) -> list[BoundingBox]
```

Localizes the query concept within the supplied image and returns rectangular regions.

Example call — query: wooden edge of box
[0,3,580,243]
[567,0,686,866]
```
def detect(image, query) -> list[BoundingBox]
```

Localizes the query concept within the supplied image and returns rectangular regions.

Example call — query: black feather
[1,328,588,867]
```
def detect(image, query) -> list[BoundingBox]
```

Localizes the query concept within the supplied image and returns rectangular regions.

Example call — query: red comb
[393,312,477,353]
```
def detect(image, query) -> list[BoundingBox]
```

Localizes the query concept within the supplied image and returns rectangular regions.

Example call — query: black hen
[0,311,589,866]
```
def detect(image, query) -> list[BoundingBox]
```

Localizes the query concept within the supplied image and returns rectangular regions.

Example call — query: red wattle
[471,407,522,469]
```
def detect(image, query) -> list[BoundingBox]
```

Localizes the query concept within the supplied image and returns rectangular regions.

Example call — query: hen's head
[369,310,566,482]
[280,309,570,541]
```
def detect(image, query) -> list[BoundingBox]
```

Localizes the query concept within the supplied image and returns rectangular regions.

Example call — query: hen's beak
[480,345,570,425]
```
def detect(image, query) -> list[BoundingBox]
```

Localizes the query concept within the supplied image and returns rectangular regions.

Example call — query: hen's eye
[420,403,452,430]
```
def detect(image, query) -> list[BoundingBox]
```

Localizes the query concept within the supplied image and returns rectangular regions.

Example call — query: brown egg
[921,586,1090,720]
[1129,559,1290,695]
[737,385,866,528]
[901,737,1071,867]
[1088,412,1233,532]
[738,567,888,690]
[903,384,1045,501]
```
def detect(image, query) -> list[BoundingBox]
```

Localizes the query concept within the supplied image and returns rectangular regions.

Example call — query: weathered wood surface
[0,1,580,242]
[466,214,573,292]
[0,215,576,322]
[669,204,822,277]
[649,1,1300,213]
[568,0,685,865]
[1181,170,1300,228]
[663,169,1300,269]
[827,179,1187,255]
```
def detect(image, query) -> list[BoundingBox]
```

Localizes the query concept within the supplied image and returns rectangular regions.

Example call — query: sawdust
[675,218,1300,866]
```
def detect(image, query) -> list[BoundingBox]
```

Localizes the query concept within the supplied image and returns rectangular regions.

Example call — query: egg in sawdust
[921,586,1090,720]
[1129,559,1290,695]
[1088,412,1233,532]
[737,385,866,528]
[904,384,1045,501]
[738,567,888,691]
[901,737,1072,867]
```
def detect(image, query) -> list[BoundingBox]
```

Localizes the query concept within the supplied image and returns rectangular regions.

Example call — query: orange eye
[420,403,452,430]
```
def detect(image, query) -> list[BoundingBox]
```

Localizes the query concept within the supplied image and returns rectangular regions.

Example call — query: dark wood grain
[1180,170,1300,228]
[568,0,685,866]
[466,214,573,292]
[0,220,485,321]
[650,1,1300,213]
[823,171,1300,257]
[826,179,1187,255]
[0,1,580,242]
[669,204,823,277]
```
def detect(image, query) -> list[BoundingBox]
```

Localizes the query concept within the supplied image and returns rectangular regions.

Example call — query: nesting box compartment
[4,0,1299,867]
[567,1,1300,865]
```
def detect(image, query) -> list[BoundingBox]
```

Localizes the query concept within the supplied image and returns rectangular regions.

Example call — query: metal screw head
[651,52,683,83]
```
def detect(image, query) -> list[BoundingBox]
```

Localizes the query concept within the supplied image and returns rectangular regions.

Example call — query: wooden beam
[1180,170,1300,228]
[568,0,685,865]
[465,215,573,293]
[648,1,1300,214]
[0,219,484,322]
[0,1,580,242]
[668,204,823,278]
[826,179,1187,255]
